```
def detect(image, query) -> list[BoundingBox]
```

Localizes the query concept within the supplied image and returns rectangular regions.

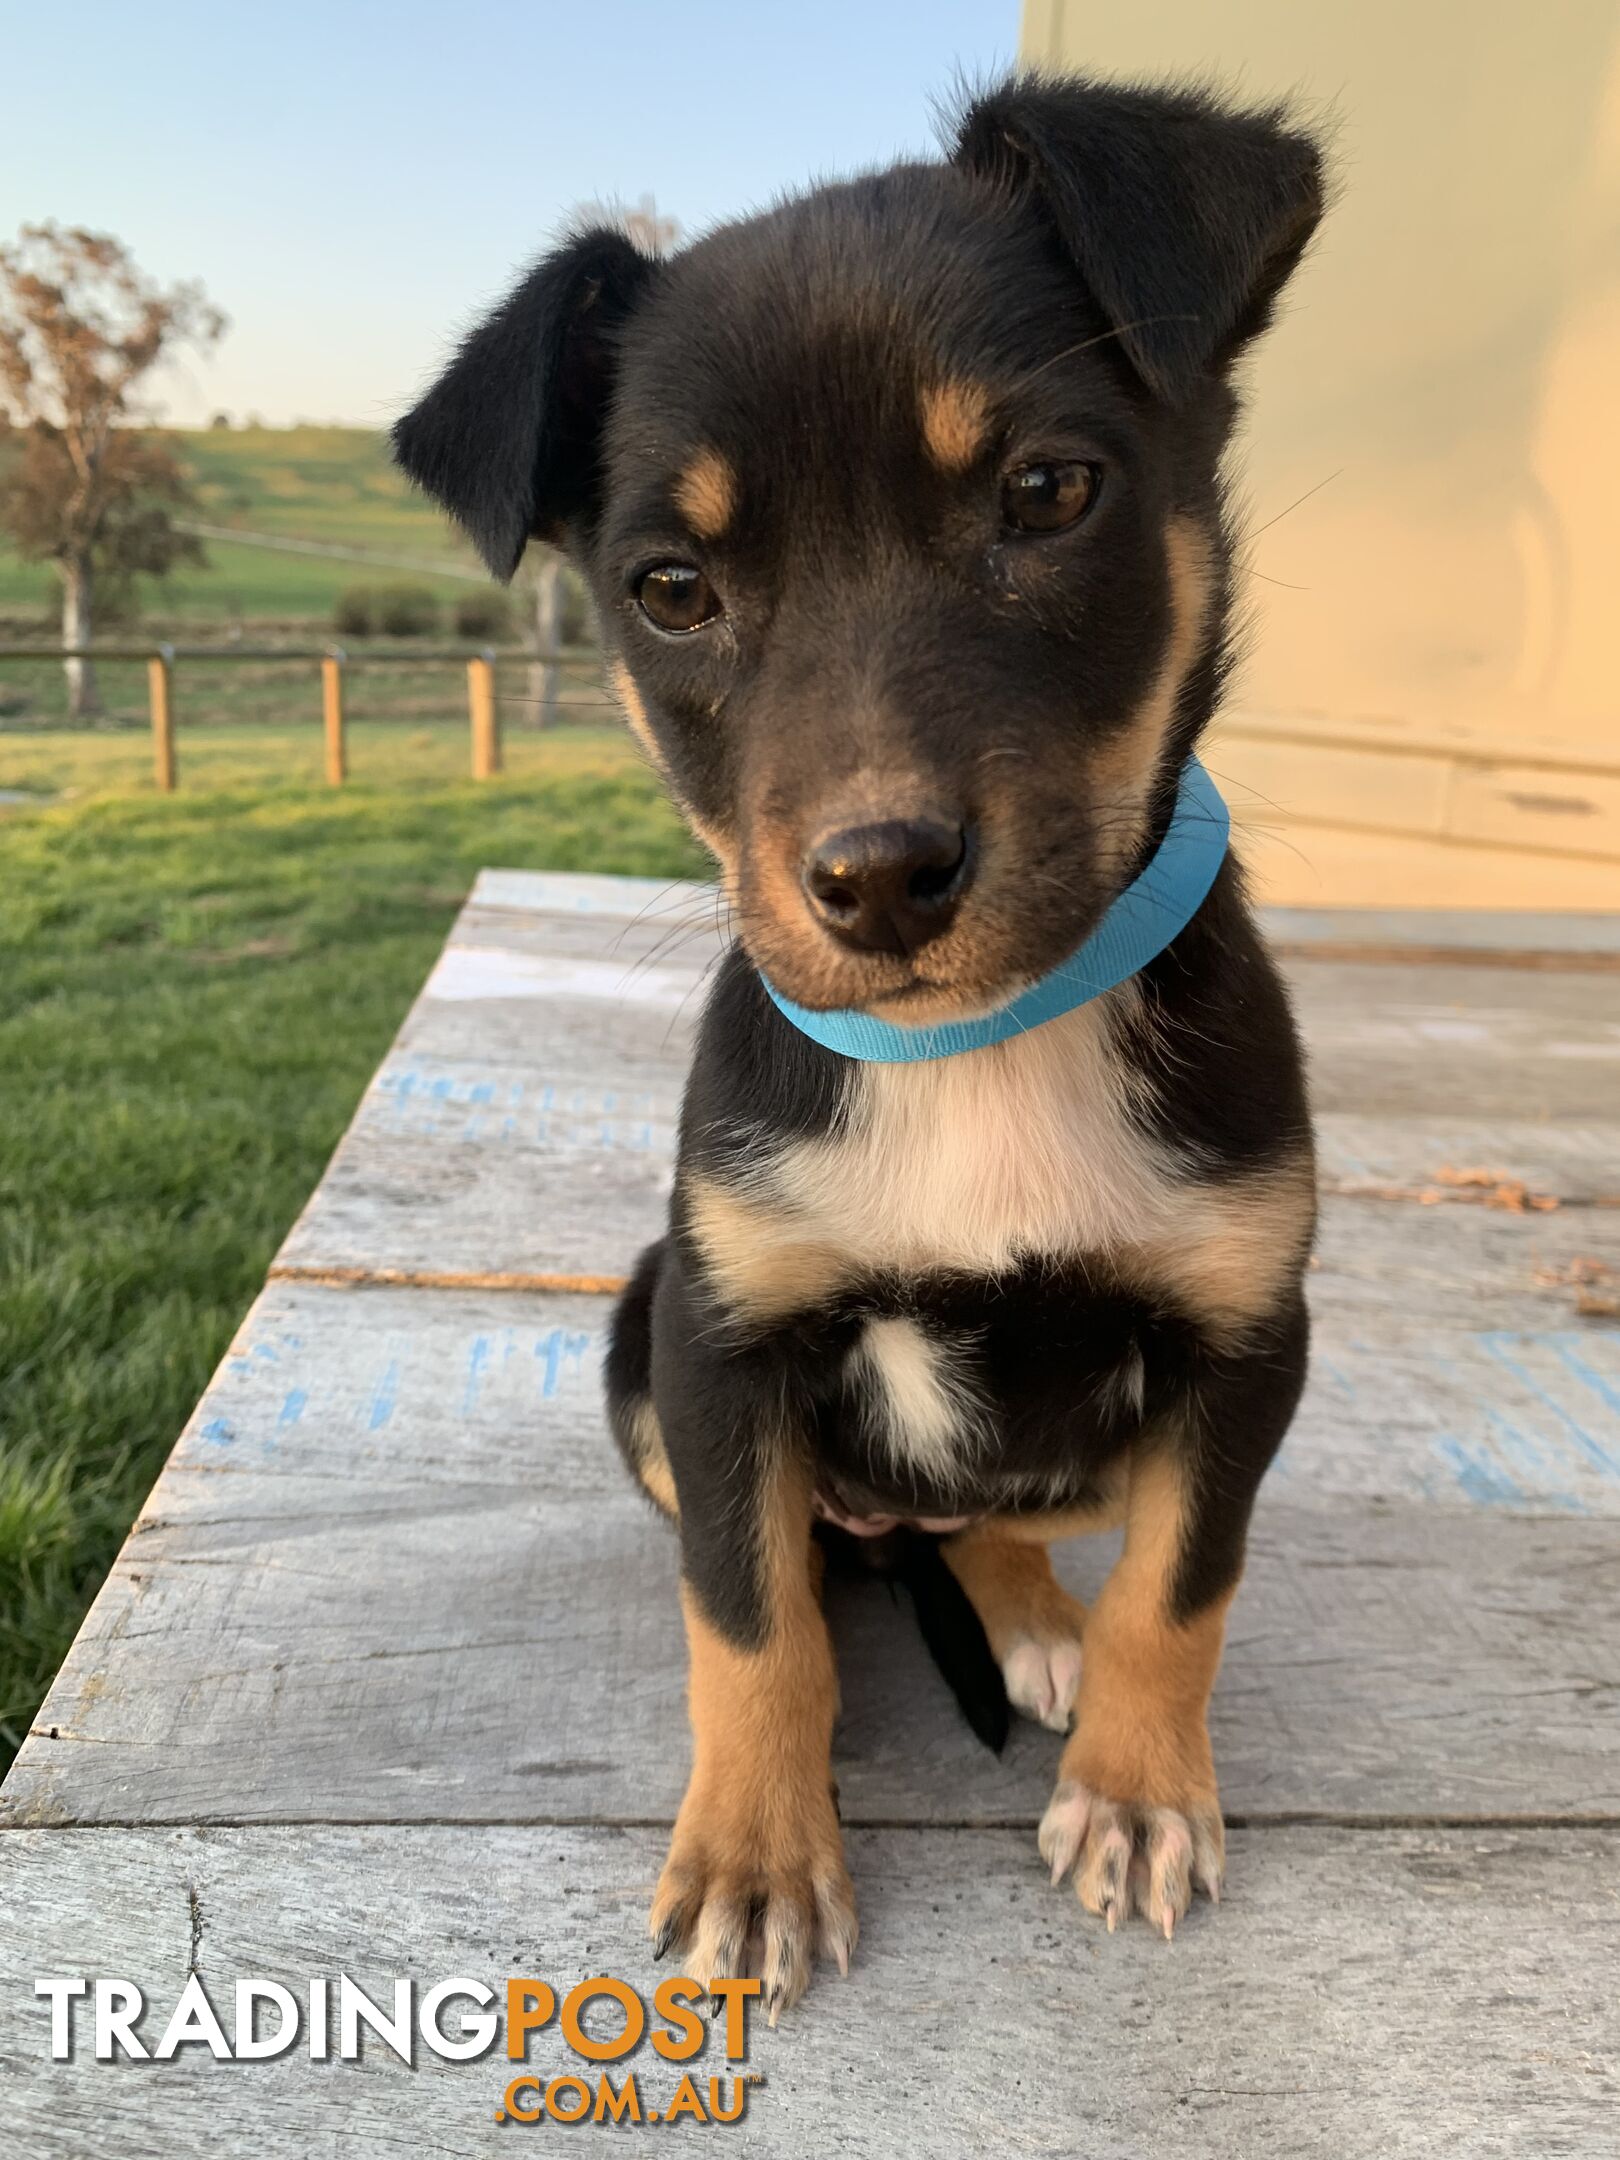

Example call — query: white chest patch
[766,994,1187,1279]
[848,1315,987,1484]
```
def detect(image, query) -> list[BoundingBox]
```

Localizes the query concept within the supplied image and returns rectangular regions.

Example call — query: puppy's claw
[1043,1780,1224,1937]
[814,1874,859,1984]
[1037,1780,1089,1886]
[651,1918,678,1962]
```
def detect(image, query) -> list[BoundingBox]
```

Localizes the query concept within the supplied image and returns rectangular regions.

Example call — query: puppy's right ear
[392,229,654,581]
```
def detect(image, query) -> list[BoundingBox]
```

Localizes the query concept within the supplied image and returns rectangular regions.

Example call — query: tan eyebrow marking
[673,448,738,539]
[920,379,992,471]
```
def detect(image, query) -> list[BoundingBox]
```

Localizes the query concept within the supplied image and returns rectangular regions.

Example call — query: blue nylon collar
[762,755,1229,1063]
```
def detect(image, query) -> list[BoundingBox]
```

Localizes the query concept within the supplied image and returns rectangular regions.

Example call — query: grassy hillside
[0,425,486,626]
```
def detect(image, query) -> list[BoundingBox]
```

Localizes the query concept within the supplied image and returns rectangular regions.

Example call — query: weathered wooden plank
[3,1282,1615,1830]
[1261,902,1620,957]
[123,1277,1620,1520]
[274,1039,1619,1288]
[273,1052,1620,1297]
[439,889,1620,1123]
[471,867,716,918]
[7,1485,1613,1828]
[396,909,720,1083]
[1308,1197,1620,1337]
[1286,958,1620,1122]
[277,866,1620,1283]
[2,1822,1615,2158]
[1317,1114,1620,1204]
[277,1037,1620,1309]
[271,1044,676,1285]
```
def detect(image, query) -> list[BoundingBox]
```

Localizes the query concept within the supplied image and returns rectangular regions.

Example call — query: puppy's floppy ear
[954,74,1323,402]
[392,228,655,581]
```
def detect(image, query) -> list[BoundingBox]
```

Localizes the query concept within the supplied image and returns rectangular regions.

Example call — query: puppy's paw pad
[1039,1781,1223,1937]
[1004,1636,1083,1731]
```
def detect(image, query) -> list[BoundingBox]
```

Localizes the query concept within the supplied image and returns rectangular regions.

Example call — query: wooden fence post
[322,651,347,785]
[468,650,500,778]
[529,553,564,726]
[148,646,176,793]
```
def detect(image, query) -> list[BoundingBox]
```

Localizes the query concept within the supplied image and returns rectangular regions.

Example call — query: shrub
[452,590,512,641]
[376,583,440,637]
[333,585,375,637]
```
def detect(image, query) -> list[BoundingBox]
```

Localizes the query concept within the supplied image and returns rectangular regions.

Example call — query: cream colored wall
[1022,1,1620,906]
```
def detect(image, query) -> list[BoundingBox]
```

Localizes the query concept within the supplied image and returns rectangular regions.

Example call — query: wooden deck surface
[3,871,1617,2156]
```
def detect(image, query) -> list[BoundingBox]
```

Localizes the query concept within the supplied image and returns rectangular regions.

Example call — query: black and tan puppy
[395,72,1325,2016]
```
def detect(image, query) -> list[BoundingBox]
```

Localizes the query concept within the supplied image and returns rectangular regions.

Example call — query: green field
[0,724,702,1772]
[0,423,490,627]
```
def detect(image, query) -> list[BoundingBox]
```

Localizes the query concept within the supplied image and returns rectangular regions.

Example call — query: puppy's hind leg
[944,1522,1091,1734]
[606,1237,678,1519]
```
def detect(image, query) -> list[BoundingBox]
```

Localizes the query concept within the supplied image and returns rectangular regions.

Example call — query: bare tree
[0,225,225,717]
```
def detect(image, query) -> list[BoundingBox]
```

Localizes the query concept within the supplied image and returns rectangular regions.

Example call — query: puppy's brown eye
[635,563,721,634]
[1000,460,1099,534]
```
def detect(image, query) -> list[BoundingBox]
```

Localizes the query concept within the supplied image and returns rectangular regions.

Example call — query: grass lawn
[0,723,703,1771]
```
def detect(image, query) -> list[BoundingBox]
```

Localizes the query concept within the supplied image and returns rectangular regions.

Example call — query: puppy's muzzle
[801,813,974,956]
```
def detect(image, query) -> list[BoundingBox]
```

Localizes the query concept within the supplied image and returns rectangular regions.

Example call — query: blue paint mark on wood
[463,1336,492,1414]
[1317,1357,1357,1400]
[535,1328,591,1399]
[371,1061,671,1154]
[277,1389,307,1428]
[1434,1435,1529,1509]
[1553,1336,1620,1419]
[199,1418,235,1446]
[1475,1398,1545,1471]
[367,1361,401,1432]
[1293,1325,1620,1514]
[1477,1333,1620,1479]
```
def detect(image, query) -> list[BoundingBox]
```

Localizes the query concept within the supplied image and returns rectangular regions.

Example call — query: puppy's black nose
[802,816,972,955]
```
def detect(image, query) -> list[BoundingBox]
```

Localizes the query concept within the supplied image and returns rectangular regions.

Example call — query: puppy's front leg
[1040,1299,1308,1936]
[647,1275,855,2018]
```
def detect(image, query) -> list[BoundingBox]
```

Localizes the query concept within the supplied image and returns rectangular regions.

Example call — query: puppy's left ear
[393,227,656,581]
[954,74,1324,402]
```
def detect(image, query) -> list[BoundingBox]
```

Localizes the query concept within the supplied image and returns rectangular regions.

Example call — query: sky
[2,1,1020,428]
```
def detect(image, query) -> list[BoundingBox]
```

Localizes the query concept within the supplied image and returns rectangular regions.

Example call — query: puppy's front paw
[1038,1779,1224,1938]
[649,1785,857,2023]
[1003,1635,1083,1733]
